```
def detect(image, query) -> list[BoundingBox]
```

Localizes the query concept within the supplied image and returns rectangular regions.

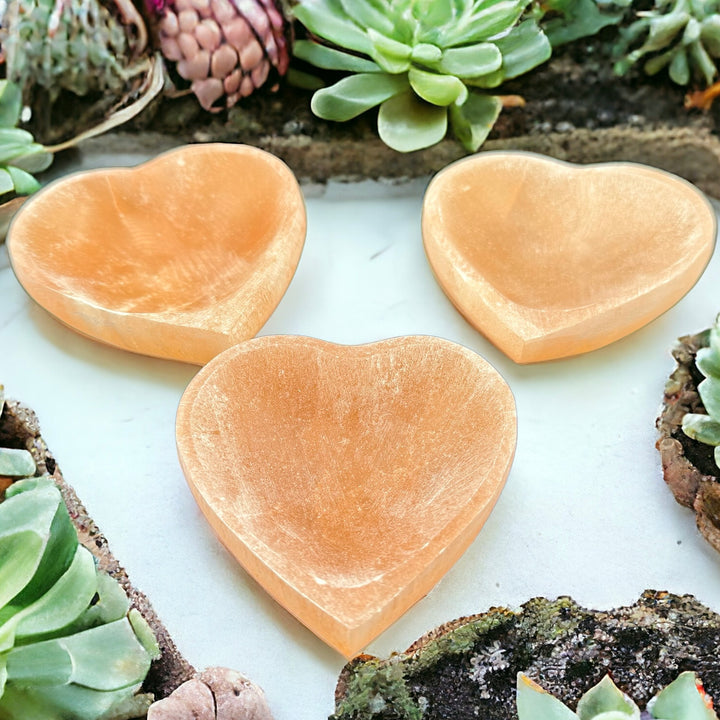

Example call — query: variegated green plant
[292,0,552,152]
[613,0,720,86]
[517,671,717,719]
[0,474,160,720]
[682,315,720,470]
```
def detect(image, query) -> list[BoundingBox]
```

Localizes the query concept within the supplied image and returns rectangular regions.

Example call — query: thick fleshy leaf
[0,448,35,477]
[14,545,97,640]
[311,73,408,121]
[517,673,580,720]
[339,0,395,35]
[5,639,74,685]
[649,671,717,720]
[64,618,154,690]
[543,0,626,46]
[294,40,382,72]
[6,166,40,196]
[644,47,676,76]
[699,377,720,419]
[377,92,448,152]
[11,147,53,174]
[495,19,552,80]
[449,92,502,150]
[577,675,639,719]
[411,43,443,63]
[689,40,718,85]
[0,81,22,128]
[696,346,720,379]
[293,1,373,55]
[67,572,131,633]
[0,168,14,195]
[435,43,503,77]
[643,12,690,52]
[669,48,691,84]
[128,609,161,659]
[701,15,720,56]
[439,0,526,45]
[368,28,412,73]
[409,67,468,105]
[682,413,720,446]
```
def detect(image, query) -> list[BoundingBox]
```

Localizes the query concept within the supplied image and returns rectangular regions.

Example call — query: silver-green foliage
[682,316,720,470]
[517,671,717,720]
[0,476,160,720]
[292,0,552,152]
[0,83,52,198]
[613,0,720,86]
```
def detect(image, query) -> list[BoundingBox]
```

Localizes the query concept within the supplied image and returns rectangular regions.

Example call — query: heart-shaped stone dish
[176,335,516,658]
[422,152,716,364]
[7,144,306,364]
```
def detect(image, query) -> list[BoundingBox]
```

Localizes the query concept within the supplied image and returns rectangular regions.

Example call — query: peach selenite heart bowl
[7,144,306,364]
[176,335,517,658]
[422,152,717,364]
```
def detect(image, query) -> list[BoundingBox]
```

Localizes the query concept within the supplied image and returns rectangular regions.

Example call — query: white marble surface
[2,150,720,719]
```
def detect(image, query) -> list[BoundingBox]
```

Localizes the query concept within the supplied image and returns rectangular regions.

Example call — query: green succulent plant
[534,0,630,47]
[613,0,720,86]
[292,0,552,152]
[0,473,160,720]
[682,316,720,469]
[517,671,717,719]
[0,82,52,199]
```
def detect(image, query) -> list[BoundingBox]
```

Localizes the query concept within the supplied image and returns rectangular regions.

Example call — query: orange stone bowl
[423,152,717,363]
[7,144,306,364]
[176,335,517,657]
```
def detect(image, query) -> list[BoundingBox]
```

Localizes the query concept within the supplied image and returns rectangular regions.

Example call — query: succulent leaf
[517,671,719,719]
[377,91,448,151]
[648,672,717,720]
[576,676,640,719]
[311,73,409,120]
[449,92,502,150]
[539,0,629,46]
[682,413,720,445]
[294,0,551,152]
[0,478,159,720]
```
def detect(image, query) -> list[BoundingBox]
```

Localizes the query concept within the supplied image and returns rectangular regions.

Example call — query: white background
[2,149,720,719]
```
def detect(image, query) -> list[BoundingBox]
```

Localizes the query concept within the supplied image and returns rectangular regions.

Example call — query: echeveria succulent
[517,671,717,720]
[292,0,552,152]
[613,0,720,86]
[0,476,160,720]
[682,315,720,470]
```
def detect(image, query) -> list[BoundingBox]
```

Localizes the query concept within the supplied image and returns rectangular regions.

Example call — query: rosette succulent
[152,0,290,111]
[0,475,160,719]
[613,0,720,86]
[518,671,717,719]
[682,315,720,470]
[292,0,552,152]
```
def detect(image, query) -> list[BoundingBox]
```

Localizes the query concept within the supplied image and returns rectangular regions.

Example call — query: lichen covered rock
[333,592,720,720]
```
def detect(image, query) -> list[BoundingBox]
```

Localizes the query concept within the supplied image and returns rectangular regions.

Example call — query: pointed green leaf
[644,47,677,76]
[440,0,526,45]
[294,40,382,72]
[311,73,408,121]
[0,532,44,623]
[517,673,580,720]
[378,91,448,152]
[577,675,639,719]
[0,128,35,145]
[339,0,395,35]
[15,545,97,640]
[697,346,720,379]
[496,19,552,80]
[688,40,717,85]
[286,68,326,91]
[128,609,161,659]
[64,618,153,690]
[699,377,720,419]
[409,67,468,106]
[644,12,690,52]
[411,43,443,64]
[70,572,130,630]
[293,1,373,55]
[682,413,720,446]
[6,166,41,196]
[5,638,73,685]
[0,82,22,128]
[0,168,14,196]
[449,92,502,151]
[0,448,35,477]
[435,43,502,77]
[649,671,717,720]
[368,28,412,73]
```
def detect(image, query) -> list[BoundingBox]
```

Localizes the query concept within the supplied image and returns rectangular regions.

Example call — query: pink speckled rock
[148,667,274,720]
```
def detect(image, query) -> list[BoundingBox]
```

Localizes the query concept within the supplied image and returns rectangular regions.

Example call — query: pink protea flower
[155,0,289,111]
